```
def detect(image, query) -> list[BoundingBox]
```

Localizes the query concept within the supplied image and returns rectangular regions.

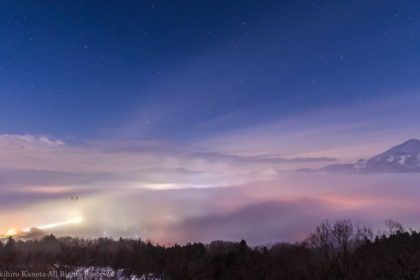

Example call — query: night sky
[1,0,419,141]
[1,1,420,243]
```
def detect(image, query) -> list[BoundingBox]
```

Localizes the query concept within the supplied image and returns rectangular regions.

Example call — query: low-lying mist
[2,172,420,245]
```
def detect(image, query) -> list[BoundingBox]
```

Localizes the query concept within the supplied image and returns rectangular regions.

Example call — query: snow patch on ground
[52,267,162,280]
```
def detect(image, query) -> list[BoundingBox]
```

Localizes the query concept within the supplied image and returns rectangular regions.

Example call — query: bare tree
[384,219,404,236]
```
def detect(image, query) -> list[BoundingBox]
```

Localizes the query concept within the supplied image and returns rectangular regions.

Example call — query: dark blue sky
[1,0,419,142]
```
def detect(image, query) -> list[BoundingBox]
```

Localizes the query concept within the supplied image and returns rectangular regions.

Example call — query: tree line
[0,219,419,279]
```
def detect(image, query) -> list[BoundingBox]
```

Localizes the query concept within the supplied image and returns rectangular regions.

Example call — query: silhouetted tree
[0,219,418,280]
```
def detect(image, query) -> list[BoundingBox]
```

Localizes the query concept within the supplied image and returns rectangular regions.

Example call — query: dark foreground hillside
[0,220,418,279]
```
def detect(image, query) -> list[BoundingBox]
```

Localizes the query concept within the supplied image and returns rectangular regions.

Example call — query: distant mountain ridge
[313,139,420,174]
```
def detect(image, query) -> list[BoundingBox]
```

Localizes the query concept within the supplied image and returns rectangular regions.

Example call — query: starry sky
[1,0,420,142]
[1,0,420,244]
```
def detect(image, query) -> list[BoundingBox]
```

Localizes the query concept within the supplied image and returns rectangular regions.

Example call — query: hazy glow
[0,134,420,245]
[0,217,84,239]
[19,217,83,233]
[4,228,17,237]
[37,217,83,230]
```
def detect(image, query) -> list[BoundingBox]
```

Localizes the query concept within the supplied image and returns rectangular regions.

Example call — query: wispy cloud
[194,92,420,161]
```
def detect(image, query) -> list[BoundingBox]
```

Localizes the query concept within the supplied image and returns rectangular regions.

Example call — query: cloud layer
[1,134,420,245]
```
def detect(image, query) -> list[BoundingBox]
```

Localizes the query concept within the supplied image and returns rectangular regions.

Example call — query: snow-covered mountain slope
[316,139,420,174]
[363,139,420,173]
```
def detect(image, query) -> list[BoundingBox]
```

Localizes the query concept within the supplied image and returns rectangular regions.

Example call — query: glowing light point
[5,228,17,237]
